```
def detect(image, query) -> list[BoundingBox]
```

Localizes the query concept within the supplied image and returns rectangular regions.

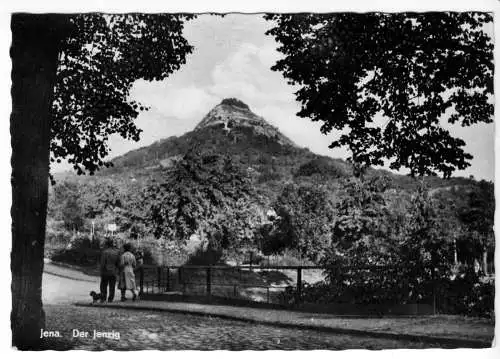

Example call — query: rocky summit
[61,96,328,183]
[194,98,296,147]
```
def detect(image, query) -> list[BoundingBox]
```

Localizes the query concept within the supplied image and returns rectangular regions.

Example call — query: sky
[53,14,495,181]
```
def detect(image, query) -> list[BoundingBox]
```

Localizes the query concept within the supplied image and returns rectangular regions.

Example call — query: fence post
[296,267,302,306]
[157,267,161,293]
[178,267,183,285]
[139,266,144,296]
[432,266,437,315]
[166,267,170,292]
[206,266,212,298]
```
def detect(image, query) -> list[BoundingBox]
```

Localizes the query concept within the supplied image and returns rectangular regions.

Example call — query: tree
[294,157,346,179]
[266,183,335,261]
[321,179,455,305]
[328,176,396,266]
[401,185,454,269]
[265,13,493,177]
[11,13,193,349]
[147,149,258,249]
[62,195,84,232]
[80,180,124,218]
[320,176,409,305]
[398,185,455,303]
[457,180,495,274]
[48,180,86,231]
[429,187,465,266]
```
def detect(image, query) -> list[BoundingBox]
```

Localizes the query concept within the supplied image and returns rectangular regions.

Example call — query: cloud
[128,26,294,132]
[130,80,219,121]
[209,42,293,106]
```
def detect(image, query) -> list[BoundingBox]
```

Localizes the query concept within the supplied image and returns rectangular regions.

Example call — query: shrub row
[286,268,494,318]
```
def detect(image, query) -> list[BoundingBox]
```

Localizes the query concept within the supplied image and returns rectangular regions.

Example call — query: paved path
[43,263,99,305]
[44,262,99,283]
[42,262,495,349]
[75,300,494,347]
[45,305,459,350]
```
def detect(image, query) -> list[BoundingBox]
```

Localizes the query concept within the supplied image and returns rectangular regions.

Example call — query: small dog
[90,291,105,303]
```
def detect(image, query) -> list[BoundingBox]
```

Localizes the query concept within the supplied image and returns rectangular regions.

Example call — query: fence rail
[133,263,492,315]
[139,264,452,270]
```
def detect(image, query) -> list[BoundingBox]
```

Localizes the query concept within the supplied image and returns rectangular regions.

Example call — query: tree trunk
[453,238,458,265]
[482,250,488,276]
[10,14,68,350]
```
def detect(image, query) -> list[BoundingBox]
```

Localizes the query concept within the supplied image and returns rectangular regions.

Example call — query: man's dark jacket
[100,247,119,276]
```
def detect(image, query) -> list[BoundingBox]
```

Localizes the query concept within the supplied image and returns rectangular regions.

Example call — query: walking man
[100,237,119,303]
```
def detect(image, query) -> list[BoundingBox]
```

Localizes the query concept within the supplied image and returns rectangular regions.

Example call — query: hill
[48,98,488,265]
[54,98,475,191]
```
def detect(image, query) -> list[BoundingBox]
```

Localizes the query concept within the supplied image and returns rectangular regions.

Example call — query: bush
[132,237,189,266]
[45,229,72,258]
[131,243,154,266]
[295,158,346,179]
[292,265,494,318]
[314,266,429,305]
[50,233,101,267]
[437,272,494,318]
[468,279,495,318]
[187,245,223,265]
[257,169,283,183]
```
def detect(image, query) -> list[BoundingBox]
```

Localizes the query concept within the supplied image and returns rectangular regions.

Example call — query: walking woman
[118,243,137,301]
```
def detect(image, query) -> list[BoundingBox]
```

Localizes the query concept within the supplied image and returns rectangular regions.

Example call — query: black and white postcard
[3,0,498,354]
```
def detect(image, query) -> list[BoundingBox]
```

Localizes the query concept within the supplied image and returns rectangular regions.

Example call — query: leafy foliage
[319,179,459,306]
[48,181,84,230]
[456,180,495,270]
[50,14,195,175]
[261,183,335,261]
[146,149,259,247]
[328,176,397,266]
[401,184,454,268]
[80,179,123,218]
[265,13,494,177]
[285,268,494,317]
[458,181,494,244]
[436,273,494,318]
[295,157,347,179]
